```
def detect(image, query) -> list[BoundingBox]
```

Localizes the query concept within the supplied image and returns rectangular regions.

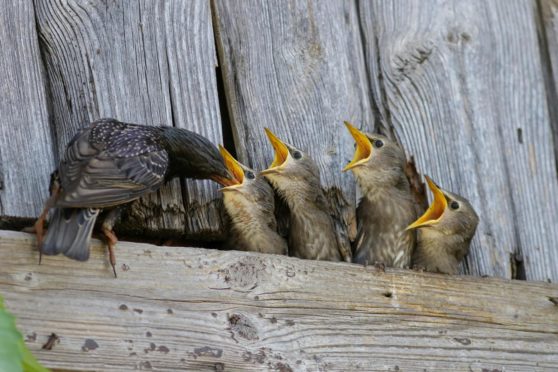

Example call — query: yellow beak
[343,121,372,172]
[218,145,244,187]
[261,128,290,174]
[406,175,447,230]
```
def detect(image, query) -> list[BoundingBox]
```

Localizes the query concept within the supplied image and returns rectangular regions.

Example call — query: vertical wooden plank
[213,0,374,216]
[539,0,558,178]
[34,0,225,238]
[0,1,55,220]
[359,0,558,281]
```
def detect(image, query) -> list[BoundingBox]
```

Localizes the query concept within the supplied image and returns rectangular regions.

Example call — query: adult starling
[35,118,232,276]
[260,128,346,262]
[343,122,417,268]
[218,146,287,255]
[407,176,479,275]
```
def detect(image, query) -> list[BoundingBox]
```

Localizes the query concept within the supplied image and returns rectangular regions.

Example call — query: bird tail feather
[41,208,100,261]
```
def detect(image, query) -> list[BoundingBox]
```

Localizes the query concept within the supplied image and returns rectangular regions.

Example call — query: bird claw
[102,226,119,278]
[374,262,386,272]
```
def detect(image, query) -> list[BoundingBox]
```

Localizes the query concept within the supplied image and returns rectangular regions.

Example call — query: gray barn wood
[0,1,55,220]
[213,0,374,230]
[540,0,558,170]
[359,0,558,281]
[34,0,225,238]
[1,230,557,371]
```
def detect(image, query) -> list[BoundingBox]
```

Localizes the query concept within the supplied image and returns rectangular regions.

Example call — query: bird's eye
[245,171,255,180]
[374,139,384,148]
[450,201,460,210]
[293,151,302,159]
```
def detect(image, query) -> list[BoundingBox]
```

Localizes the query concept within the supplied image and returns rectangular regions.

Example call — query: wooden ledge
[1,230,557,371]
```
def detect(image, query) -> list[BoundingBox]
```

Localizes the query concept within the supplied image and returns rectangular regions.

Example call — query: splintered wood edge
[1,229,557,371]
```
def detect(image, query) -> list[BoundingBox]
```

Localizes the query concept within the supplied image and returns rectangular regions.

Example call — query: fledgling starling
[343,122,417,268]
[218,146,287,255]
[34,118,232,276]
[260,128,345,262]
[407,175,479,275]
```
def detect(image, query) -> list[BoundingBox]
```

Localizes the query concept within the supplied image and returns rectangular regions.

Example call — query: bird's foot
[374,262,386,272]
[411,265,426,273]
[102,226,118,278]
[33,215,47,265]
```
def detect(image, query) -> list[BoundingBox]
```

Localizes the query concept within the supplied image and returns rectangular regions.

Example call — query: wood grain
[359,0,558,281]
[539,0,558,178]
[213,0,374,217]
[1,230,557,371]
[0,1,55,219]
[34,0,225,238]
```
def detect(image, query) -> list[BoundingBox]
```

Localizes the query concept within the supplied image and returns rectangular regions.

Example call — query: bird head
[218,145,274,200]
[162,127,234,185]
[217,145,277,233]
[343,122,407,186]
[406,175,479,239]
[260,128,321,194]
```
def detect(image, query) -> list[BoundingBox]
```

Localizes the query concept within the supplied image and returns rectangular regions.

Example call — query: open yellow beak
[261,128,290,174]
[343,121,372,172]
[407,175,447,230]
[218,145,244,187]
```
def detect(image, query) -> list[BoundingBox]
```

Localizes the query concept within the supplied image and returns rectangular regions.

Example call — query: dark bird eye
[293,151,302,159]
[374,139,384,148]
[245,171,255,180]
[450,201,460,210]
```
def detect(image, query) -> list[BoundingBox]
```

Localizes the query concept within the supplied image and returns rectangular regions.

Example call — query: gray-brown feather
[349,133,418,268]
[412,189,479,275]
[264,148,342,261]
[223,174,287,255]
[41,207,99,261]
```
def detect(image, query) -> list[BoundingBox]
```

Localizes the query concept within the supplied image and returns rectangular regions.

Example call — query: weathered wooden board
[359,0,558,281]
[34,0,225,238]
[539,0,558,173]
[213,0,374,212]
[0,1,55,219]
[1,230,557,371]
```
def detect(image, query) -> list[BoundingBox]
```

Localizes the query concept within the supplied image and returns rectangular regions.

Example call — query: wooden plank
[359,0,558,281]
[34,0,225,238]
[539,0,558,183]
[0,1,55,220]
[212,0,374,219]
[1,230,557,371]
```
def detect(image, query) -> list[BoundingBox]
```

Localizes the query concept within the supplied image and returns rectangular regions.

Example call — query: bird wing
[56,127,168,208]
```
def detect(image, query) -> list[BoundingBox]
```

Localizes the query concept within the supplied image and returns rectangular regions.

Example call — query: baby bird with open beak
[260,129,343,261]
[218,146,287,255]
[407,176,479,274]
[344,122,417,268]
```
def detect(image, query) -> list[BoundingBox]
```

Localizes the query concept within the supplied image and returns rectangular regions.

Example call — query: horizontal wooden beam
[1,230,557,371]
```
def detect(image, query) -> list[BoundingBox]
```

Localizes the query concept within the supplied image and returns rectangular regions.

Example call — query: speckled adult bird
[343,122,417,268]
[407,175,479,275]
[34,118,232,276]
[218,146,287,255]
[260,128,347,262]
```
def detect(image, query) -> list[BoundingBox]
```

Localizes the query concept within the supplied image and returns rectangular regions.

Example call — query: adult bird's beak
[260,128,290,175]
[218,145,244,190]
[210,146,237,187]
[406,175,447,230]
[343,121,372,172]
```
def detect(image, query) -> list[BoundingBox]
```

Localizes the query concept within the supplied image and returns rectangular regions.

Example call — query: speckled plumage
[39,118,230,269]
[345,126,417,268]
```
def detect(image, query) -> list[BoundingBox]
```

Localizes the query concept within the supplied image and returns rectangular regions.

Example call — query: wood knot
[228,313,259,341]
[218,256,267,290]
